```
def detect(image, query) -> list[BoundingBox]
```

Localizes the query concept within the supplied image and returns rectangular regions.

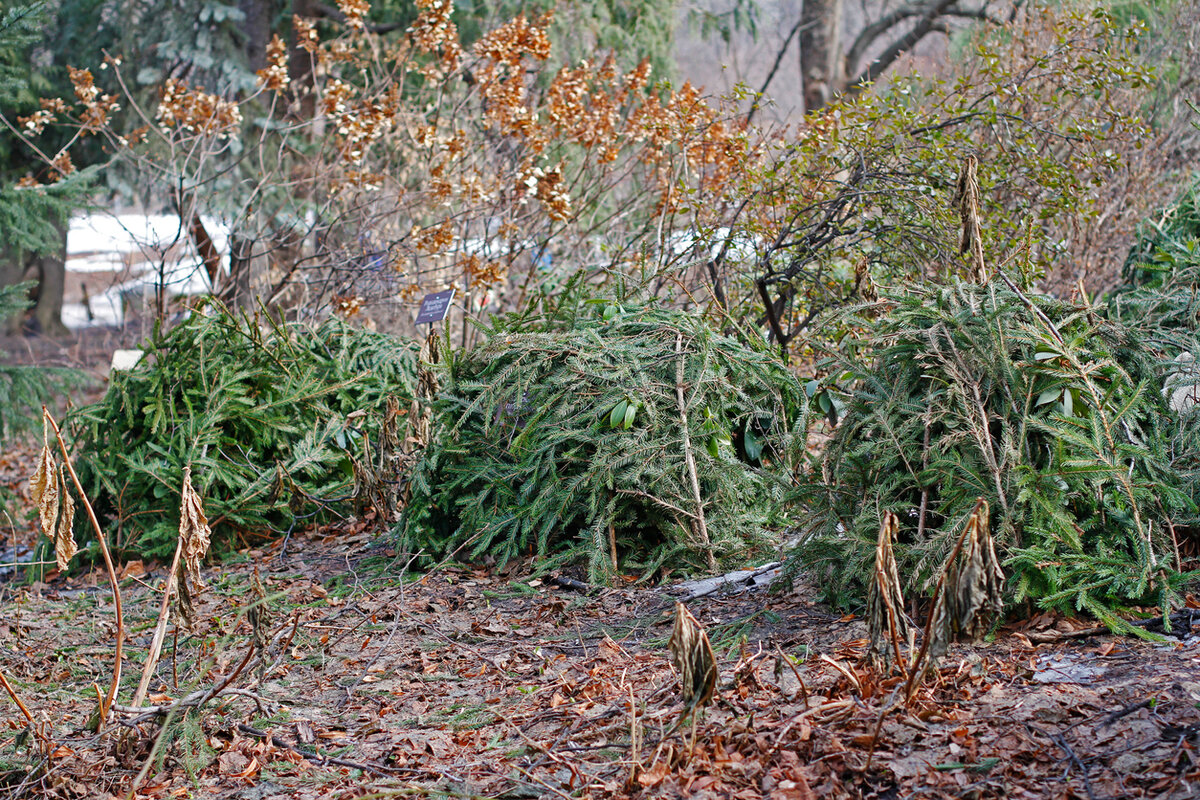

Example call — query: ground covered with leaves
[2,512,1200,800]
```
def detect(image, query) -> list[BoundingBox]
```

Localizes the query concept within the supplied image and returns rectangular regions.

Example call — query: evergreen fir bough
[789,280,1194,628]
[70,303,416,560]
[1106,178,1200,539]
[400,304,807,582]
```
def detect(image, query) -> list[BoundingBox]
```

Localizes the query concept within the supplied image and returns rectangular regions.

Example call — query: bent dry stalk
[131,466,213,709]
[40,407,124,731]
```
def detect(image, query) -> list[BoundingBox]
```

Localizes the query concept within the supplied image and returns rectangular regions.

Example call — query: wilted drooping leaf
[866,511,911,668]
[947,499,1004,642]
[668,601,717,712]
[923,499,1004,676]
[30,416,77,571]
[54,467,76,571]
[179,467,212,589]
[30,440,58,538]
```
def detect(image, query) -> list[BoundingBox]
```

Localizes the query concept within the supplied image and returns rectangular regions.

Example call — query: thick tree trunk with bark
[797,0,990,113]
[0,217,69,337]
[239,0,274,73]
[800,0,844,112]
[31,219,69,337]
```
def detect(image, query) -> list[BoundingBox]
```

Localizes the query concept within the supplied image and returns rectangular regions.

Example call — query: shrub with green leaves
[69,304,415,560]
[400,303,806,582]
[789,280,1193,628]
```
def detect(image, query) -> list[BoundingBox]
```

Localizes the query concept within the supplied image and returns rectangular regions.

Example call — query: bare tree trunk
[0,218,69,337]
[226,234,256,309]
[290,0,318,119]
[31,217,69,338]
[799,0,844,112]
[239,0,274,73]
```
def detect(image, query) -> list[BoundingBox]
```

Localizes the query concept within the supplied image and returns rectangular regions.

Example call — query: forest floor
[2,331,1200,799]
[1,503,1200,799]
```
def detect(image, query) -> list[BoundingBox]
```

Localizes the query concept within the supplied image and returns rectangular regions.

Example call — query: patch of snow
[64,211,226,330]
[110,349,145,371]
[68,213,229,258]
[1165,352,1200,413]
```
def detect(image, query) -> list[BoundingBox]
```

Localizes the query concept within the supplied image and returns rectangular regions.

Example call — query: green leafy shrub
[789,280,1193,627]
[400,303,806,582]
[69,303,415,560]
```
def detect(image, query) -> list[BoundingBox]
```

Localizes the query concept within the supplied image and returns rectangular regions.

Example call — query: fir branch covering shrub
[790,281,1193,627]
[1106,179,1200,536]
[400,304,806,582]
[69,303,415,560]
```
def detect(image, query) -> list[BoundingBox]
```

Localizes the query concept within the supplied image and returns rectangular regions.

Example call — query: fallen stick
[237,723,458,781]
[675,333,716,571]
[130,525,186,709]
[113,643,255,723]
[669,562,783,601]
[547,575,593,594]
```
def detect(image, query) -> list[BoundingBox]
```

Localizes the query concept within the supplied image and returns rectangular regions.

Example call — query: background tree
[797,0,1007,112]
[0,2,90,336]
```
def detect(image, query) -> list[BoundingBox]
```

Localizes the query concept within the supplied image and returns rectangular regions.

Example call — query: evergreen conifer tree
[0,2,90,335]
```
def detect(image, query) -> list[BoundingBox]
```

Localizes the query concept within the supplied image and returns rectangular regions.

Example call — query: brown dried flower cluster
[338,0,370,31]
[473,14,551,68]
[518,163,571,221]
[342,169,385,190]
[256,34,290,92]
[49,151,76,181]
[412,219,454,253]
[294,16,319,54]
[408,0,462,77]
[322,81,398,165]
[156,79,242,137]
[332,294,366,316]
[543,56,646,153]
[18,109,55,135]
[470,15,555,138]
[462,254,507,288]
[68,66,98,103]
[68,66,120,133]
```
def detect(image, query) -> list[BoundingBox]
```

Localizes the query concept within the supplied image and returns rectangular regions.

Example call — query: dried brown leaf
[866,511,911,668]
[179,467,212,589]
[53,468,77,571]
[668,601,716,711]
[29,443,58,538]
[948,499,1004,642]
